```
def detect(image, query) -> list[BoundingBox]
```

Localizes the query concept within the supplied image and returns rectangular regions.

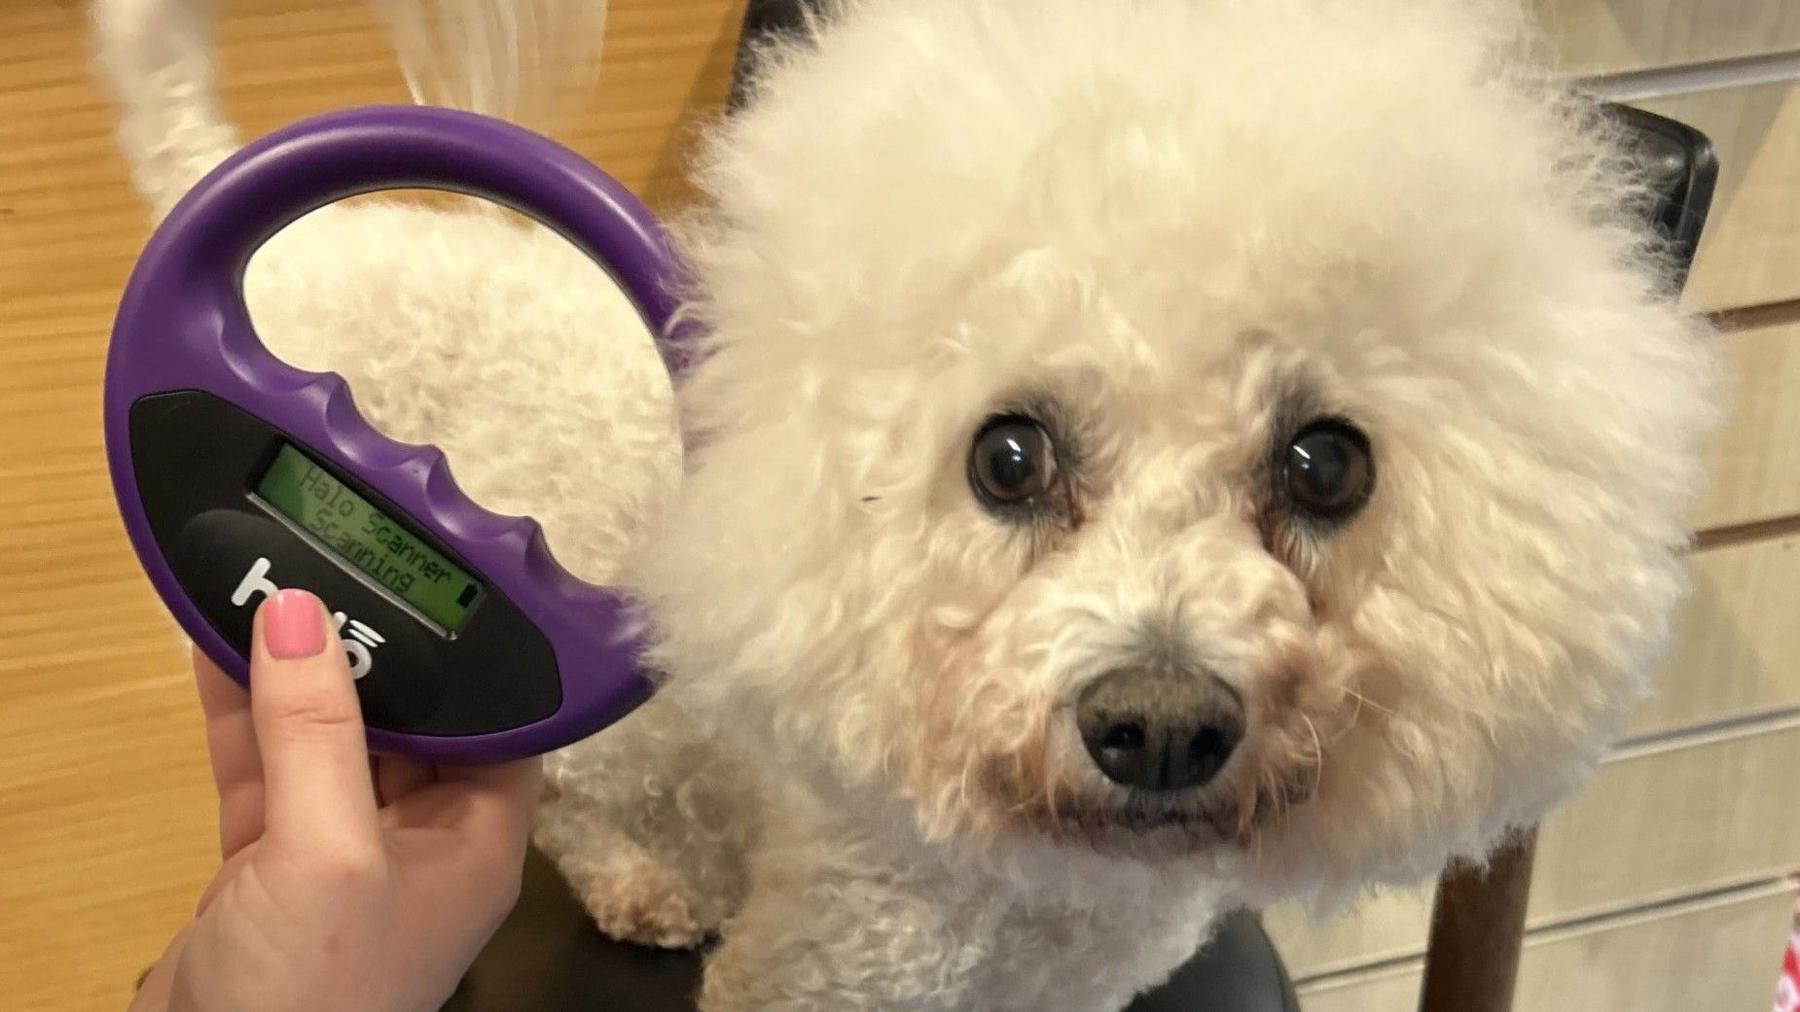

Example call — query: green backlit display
[255,443,483,633]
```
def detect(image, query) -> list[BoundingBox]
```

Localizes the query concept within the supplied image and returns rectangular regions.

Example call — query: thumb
[249,589,380,851]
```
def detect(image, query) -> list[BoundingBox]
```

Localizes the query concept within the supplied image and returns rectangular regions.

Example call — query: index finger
[192,645,264,858]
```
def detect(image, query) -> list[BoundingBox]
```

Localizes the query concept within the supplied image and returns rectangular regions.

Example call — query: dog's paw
[582,857,712,950]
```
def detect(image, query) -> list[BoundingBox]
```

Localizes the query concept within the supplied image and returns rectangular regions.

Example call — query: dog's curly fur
[98,0,1723,1008]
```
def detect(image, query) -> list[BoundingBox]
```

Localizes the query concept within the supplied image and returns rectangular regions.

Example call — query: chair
[445,846,1299,1011]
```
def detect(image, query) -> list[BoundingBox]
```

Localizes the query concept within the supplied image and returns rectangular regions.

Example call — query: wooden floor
[0,4,739,1009]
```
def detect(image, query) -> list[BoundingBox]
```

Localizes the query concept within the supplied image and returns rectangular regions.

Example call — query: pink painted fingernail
[264,589,326,659]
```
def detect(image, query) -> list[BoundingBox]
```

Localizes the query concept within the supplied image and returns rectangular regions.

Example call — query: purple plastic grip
[104,105,688,761]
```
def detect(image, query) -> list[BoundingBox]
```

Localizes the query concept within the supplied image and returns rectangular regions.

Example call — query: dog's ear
[375,0,610,132]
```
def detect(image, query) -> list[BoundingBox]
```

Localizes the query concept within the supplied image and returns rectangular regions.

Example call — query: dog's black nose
[1077,668,1244,792]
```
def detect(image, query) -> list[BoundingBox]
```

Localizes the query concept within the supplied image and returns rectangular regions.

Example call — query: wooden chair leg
[1418,827,1539,1012]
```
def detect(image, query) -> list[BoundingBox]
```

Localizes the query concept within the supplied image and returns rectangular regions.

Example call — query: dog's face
[638,0,1720,896]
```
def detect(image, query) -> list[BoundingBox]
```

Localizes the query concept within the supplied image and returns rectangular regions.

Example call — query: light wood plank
[0,3,742,1011]
[1269,716,1800,979]
[1632,534,1800,736]
[1693,315,1800,531]
[1640,82,1800,313]
[1297,879,1795,1012]
[1529,0,1800,75]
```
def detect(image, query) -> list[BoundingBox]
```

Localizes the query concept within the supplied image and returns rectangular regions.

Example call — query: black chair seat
[446,847,1298,1011]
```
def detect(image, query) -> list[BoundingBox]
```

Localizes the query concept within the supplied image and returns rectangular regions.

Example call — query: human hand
[131,589,540,1012]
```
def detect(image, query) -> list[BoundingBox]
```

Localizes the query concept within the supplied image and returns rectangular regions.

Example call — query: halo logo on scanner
[231,556,383,680]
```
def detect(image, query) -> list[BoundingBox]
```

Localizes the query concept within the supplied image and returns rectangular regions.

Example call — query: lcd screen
[255,443,483,633]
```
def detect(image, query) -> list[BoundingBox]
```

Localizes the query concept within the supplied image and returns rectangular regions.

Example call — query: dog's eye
[1282,419,1374,520]
[970,416,1058,509]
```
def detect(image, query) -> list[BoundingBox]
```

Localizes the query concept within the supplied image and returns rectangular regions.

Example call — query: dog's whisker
[1338,695,1363,738]
[1300,714,1327,792]
[1344,687,1396,719]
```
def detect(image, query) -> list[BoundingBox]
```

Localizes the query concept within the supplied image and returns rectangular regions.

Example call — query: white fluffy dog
[98,0,1722,1008]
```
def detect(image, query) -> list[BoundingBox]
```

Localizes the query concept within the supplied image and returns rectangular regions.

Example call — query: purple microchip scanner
[104,105,688,762]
